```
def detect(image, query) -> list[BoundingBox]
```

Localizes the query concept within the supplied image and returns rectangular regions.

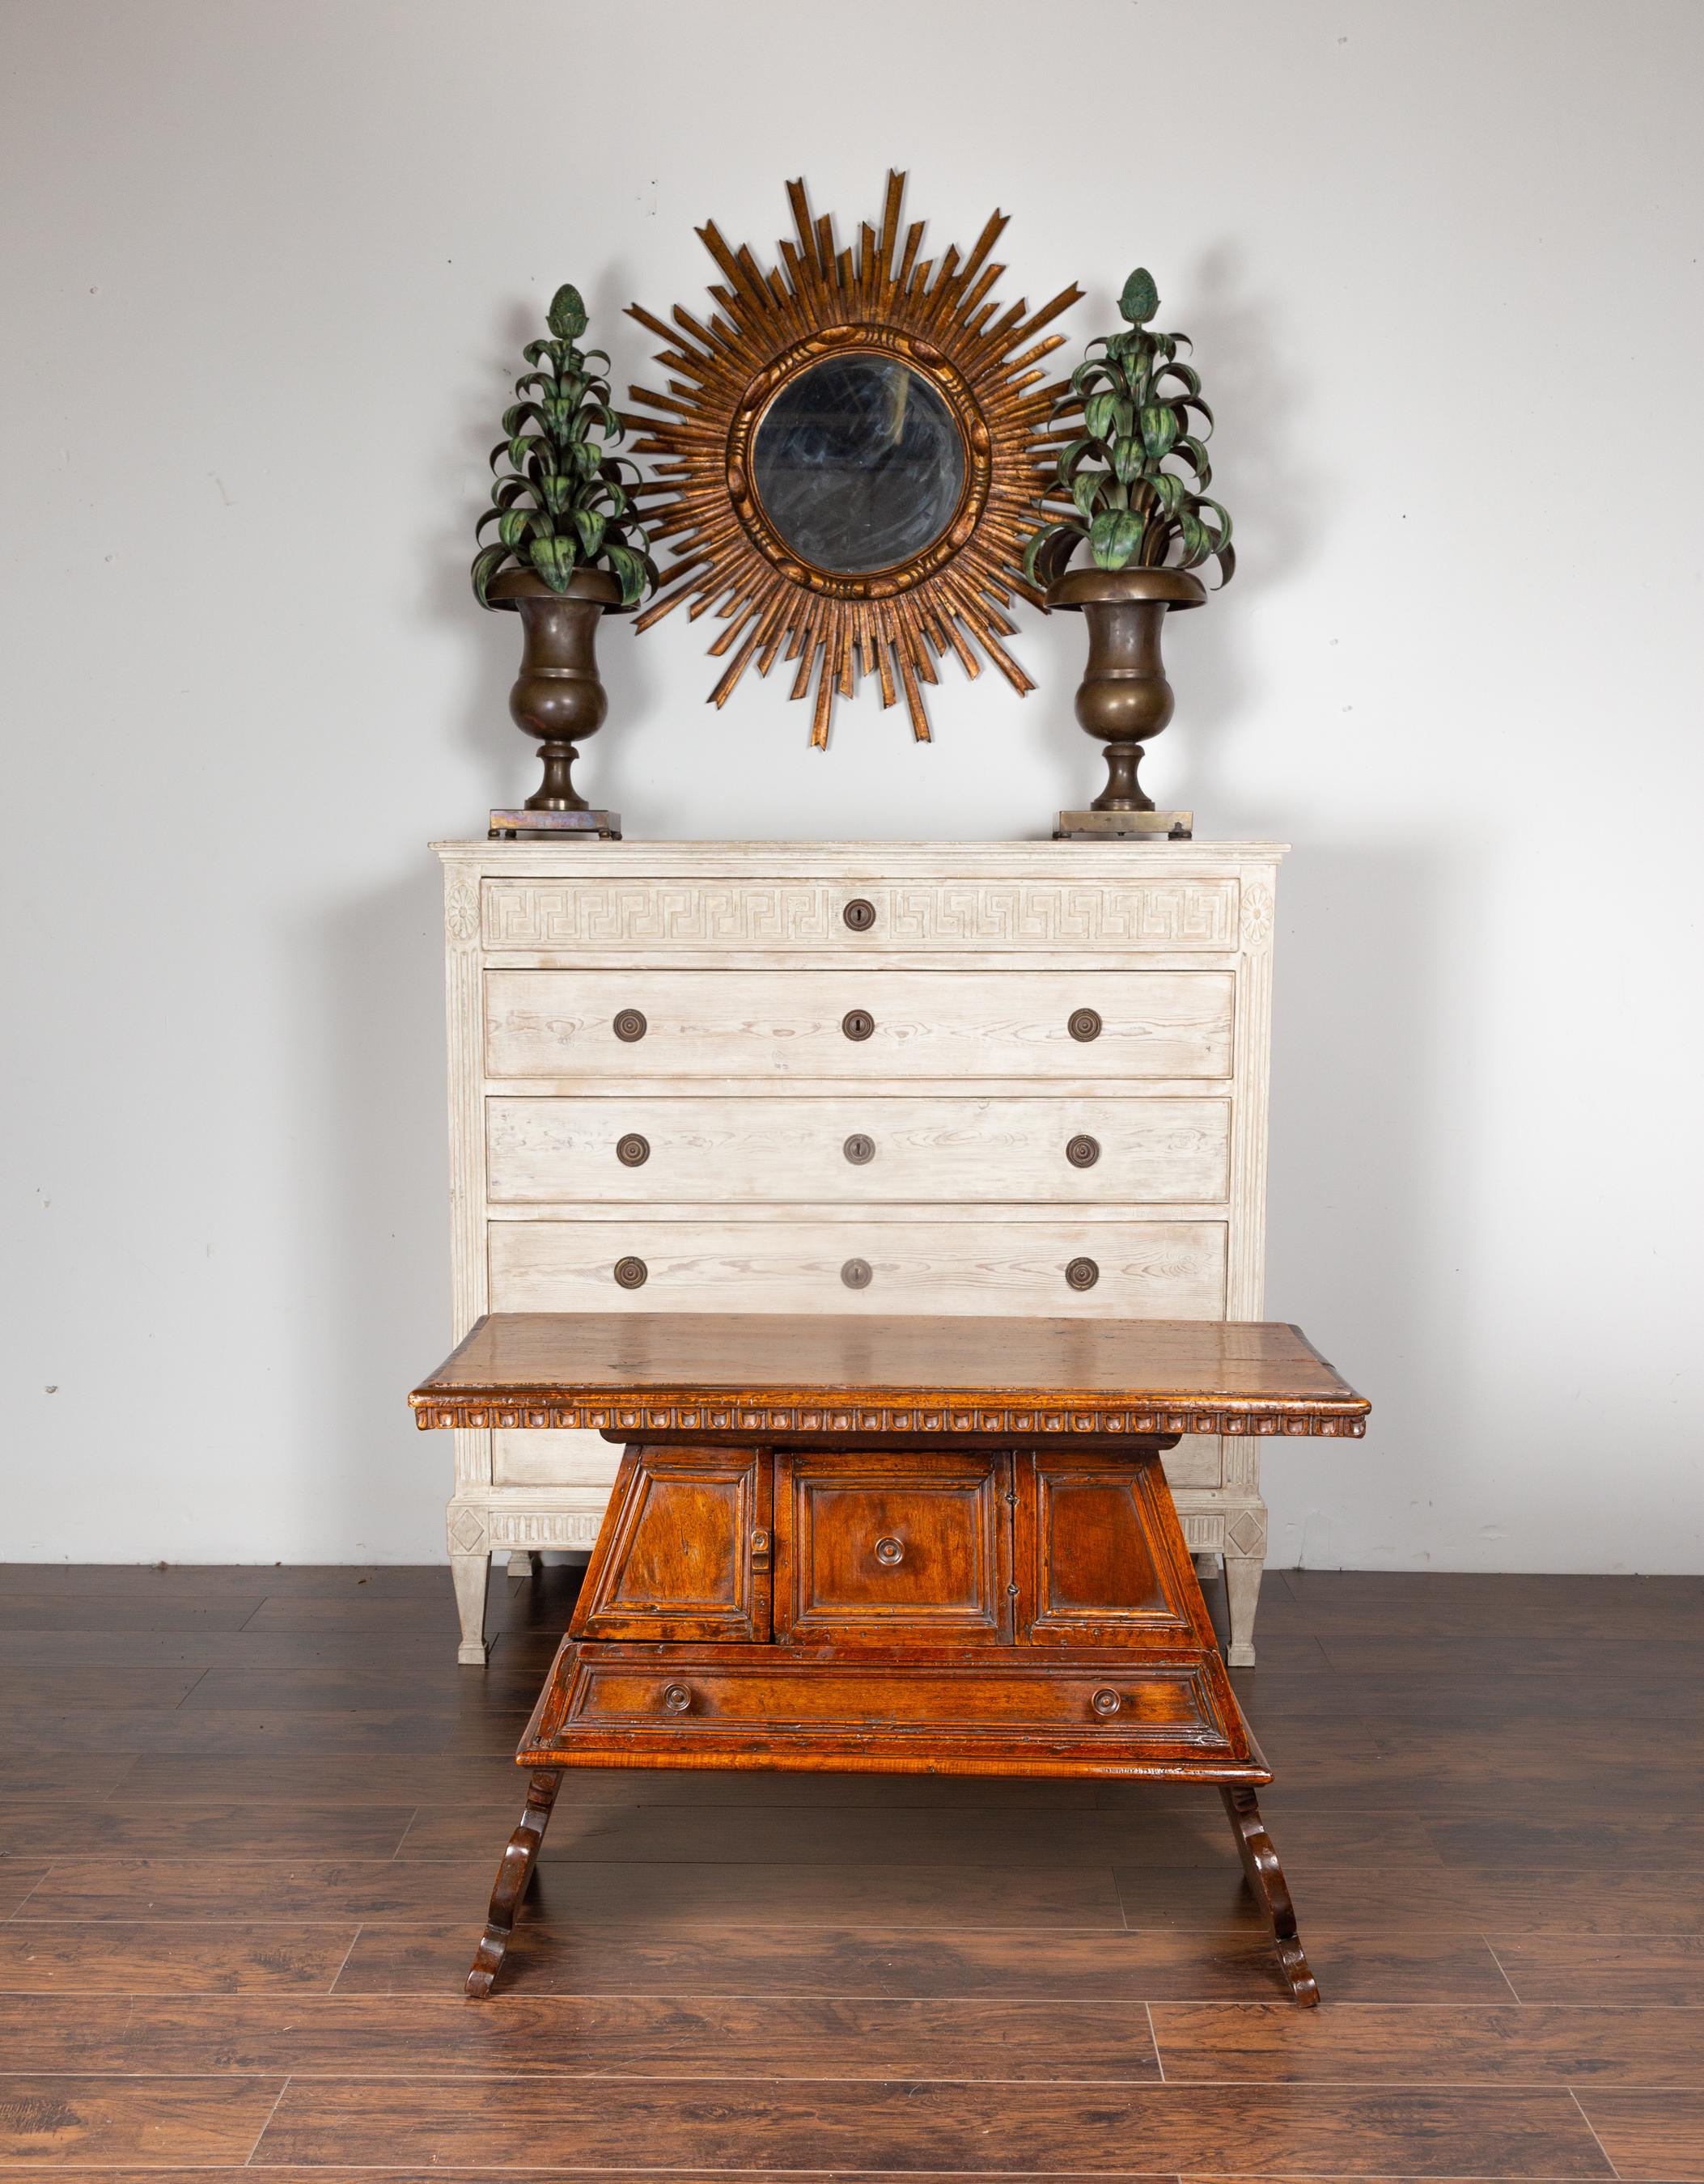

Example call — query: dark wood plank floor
[2,1560,1701,2178]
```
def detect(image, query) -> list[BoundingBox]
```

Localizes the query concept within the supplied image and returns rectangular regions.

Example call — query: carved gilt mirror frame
[627,173,1082,746]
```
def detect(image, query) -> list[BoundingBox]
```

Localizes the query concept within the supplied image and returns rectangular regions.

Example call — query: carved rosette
[445,878,480,947]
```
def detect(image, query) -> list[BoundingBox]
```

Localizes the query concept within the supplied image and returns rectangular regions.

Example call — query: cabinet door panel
[777,1452,1012,1644]
[570,1445,770,1643]
[1019,1454,1202,1647]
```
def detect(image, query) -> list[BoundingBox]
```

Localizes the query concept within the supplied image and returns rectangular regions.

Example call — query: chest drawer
[549,1649,1228,1748]
[488,1216,1227,1318]
[485,1094,1231,1207]
[483,968,1233,1084]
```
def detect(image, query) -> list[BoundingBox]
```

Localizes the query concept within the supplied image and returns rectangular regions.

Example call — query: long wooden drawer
[485,1094,1231,1206]
[483,968,1234,1083]
[487,1217,1227,1317]
[540,1648,1233,1751]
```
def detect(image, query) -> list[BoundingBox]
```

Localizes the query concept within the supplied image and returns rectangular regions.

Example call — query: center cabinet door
[774,1451,1015,1644]
[570,1445,773,1642]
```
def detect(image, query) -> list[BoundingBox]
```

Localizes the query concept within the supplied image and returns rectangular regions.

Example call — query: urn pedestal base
[489,807,622,841]
[1055,808,1193,841]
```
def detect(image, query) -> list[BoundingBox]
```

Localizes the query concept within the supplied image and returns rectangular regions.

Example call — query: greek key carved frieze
[480,878,1239,951]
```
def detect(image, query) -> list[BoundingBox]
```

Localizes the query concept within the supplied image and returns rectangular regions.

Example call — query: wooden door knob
[1091,1687,1122,1717]
[1068,1007,1102,1043]
[1065,1256,1100,1291]
[1066,1134,1100,1168]
[613,1256,648,1289]
[661,1682,693,1713]
[874,1536,905,1566]
[616,1133,650,1166]
[613,1009,647,1042]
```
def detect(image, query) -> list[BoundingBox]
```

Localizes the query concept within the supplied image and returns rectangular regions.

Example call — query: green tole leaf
[572,508,607,559]
[1111,431,1145,485]
[529,534,576,590]
[1071,469,1103,519]
[1083,389,1119,442]
[1089,507,1146,568]
[1139,404,1178,459]
[470,542,509,607]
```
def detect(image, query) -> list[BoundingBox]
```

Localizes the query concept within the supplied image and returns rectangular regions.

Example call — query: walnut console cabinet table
[435,838,1287,1667]
[411,1309,1367,2004]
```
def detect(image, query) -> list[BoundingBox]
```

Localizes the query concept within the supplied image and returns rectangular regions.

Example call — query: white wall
[4,0,1700,1568]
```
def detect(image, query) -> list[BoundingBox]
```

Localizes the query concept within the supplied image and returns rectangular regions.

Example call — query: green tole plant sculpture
[471,283,656,609]
[1024,268,1233,590]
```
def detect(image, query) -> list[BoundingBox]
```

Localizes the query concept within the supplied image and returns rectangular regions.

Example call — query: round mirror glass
[752,354,966,575]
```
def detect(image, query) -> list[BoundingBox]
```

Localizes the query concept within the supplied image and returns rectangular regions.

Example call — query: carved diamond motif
[448,1507,487,1553]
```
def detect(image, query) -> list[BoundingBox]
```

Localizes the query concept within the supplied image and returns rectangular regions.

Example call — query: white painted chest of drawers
[435,840,1284,1665]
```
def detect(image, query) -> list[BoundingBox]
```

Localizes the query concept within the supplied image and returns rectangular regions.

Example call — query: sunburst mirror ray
[626,172,1082,747]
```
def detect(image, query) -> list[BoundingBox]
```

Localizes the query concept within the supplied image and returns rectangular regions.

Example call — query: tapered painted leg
[466,1770,561,1998]
[1221,1784,1317,2005]
[1224,1551,1264,1668]
[451,1550,490,1666]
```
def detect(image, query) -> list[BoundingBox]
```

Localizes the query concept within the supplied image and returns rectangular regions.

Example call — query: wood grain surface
[2,1558,1699,2178]
[409,1309,1369,1435]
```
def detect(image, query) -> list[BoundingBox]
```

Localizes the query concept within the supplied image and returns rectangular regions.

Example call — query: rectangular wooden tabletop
[410,1313,1368,1441]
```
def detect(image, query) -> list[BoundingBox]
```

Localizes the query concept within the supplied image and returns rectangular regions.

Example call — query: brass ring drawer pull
[1068,1007,1103,1043]
[841,1008,875,1041]
[613,1255,649,1289]
[1065,1256,1100,1291]
[661,1682,693,1714]
[1091,1687,1122,1718]
[841,1257,873,1290]
[1066,1133,1100,1168]
[874,1536,905,1566]
[613,1009,647,1042]
[616,1133,650,1167]
[843,898,876,931]
[843,1132,875,1165]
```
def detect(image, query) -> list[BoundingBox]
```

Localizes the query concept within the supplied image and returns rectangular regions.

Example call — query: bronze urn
[486,565,625,814]
[1047,565,1205,817]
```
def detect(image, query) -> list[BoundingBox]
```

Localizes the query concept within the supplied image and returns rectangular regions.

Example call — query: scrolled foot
[464,1770,560,2000]
[1221,1783,1318,2007]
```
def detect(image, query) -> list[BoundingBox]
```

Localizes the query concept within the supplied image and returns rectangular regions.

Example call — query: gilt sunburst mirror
[626,172,1082,747]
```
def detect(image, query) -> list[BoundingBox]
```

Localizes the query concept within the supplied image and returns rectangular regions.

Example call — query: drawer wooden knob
[613,1009,647,1043]
[842,897,877,932]
[1091,1687,1122,1718]
[874,1535,905,1566]
[841,1008,875,1041]
[1065,1256,1100,1291]
[616,1133,650,1167]
[841,1257,873,1290]
[842,1132,875,1166]
[613,1255,649,1290]
[1066,1133,1101,1169]
[661,1682,693,1714]
[1068,1007,1103,1043]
